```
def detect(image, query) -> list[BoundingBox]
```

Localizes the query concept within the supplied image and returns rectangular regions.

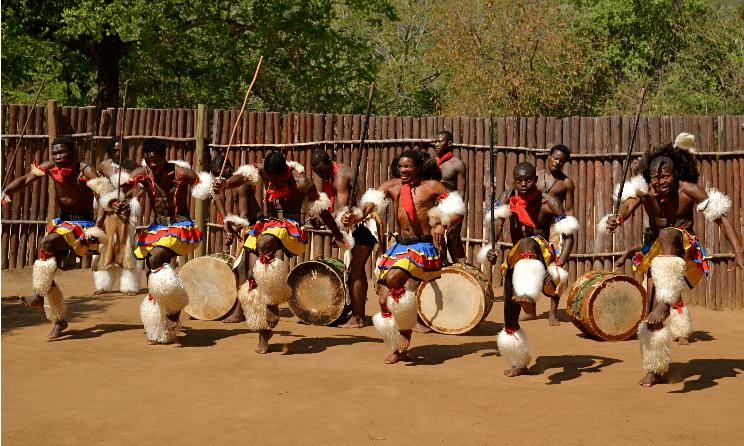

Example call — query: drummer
[485,162,579,377]
[215,151,347,353]
[210,154,263,323]
[521,144,575,324]
[128,138,212,345]
[599,133,744,387]
[360,149,465,364]
[432,131,467,264]
[310,149,380,329]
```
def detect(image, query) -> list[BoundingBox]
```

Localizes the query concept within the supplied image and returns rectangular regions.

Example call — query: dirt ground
[2,267,743,446]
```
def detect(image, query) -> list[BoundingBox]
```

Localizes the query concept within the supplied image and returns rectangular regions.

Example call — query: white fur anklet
[238,280,271,331]
[512,258,546,302]
[496,329,532,370]
[667,303,693,340]
[650,256,687,306]
[119,268,141,294]
[140,295,171,344]
[93,269,116,292]
[253,257,291,306]
[373,312,399,351]
[638,322,672,374]
[386,289,418,331]
[43,284,66,323]
[32,258,57,296]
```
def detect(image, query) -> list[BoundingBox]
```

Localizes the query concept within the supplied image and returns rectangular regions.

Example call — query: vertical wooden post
[46,100,58,221]
[194,104,206,258]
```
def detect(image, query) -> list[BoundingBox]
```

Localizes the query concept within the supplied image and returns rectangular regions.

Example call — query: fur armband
[87,176,116,196]
[428,191,466,227]
[335,206,363,231]
[224,214,251,228]
[129,197,143,220]
[98,190,119,210]
[108,170,131,187]
[306,192,332,218]
[234,164,260,185]
[169,160,192,169]
[191,171,215,200]
[286,161,305,175]
[360,188,389,213]
[597,215,612,234]
[84,226,108,245]
[697,188,731,221]
[613,175,648,203]
[475,243,493,265]
[31,163,46,177]
[553,215,579,236]
[2,191,11,206]
[494,203,512,219]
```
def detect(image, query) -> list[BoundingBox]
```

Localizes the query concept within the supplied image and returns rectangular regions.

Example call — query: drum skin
[180,255,237,321]
[566,270,648,341]
[416,263,494,335]
[287,257,350,326]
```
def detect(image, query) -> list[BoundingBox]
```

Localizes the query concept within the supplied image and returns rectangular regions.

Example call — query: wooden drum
[566,271,648,341]
[416,263,494,335]
[287,257,351,326]
[180,254,237,320]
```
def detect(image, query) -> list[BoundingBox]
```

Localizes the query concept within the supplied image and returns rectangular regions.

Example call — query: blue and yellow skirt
[134,219,203,259]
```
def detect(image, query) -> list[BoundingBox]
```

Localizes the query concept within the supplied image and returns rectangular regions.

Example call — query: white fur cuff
[497,329,532,369]
[697,188,731,221]
[546,264,569,294]
[307,192,332,218]
[360,189,388,213]
[650,256,687,306]
[494,204,512,219]
[286,160,305,174]
[597,214,612,234]
[84,226,108,246]
[428,192,466,227]
[373,312,399,351]
[98,190,119,210]
[87,176,116,196]
[387,289,418,331]
[224,214,251,228]
[638,323,672,374]
[234,164,260,185]
[553,215,579,236]
[476,243,493,265]
[512,258,546,301]
[192,171,215,200]
[613,175,648,203]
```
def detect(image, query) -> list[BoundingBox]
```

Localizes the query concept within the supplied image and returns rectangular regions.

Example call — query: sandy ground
[2,267,743,446]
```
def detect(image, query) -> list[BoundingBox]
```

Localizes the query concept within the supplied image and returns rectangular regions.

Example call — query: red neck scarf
[400,179,421,226]
[265,167,294,202]
[509,189,541,228]
[437,151,454,166]
[322,162,338,212]
[35,161,78,183]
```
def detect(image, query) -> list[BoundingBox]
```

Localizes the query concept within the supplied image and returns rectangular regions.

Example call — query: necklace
[544,171,558,195]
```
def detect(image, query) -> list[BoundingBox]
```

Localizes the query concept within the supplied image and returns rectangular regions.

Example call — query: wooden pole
[194,104,206,257]
[349,82,376,207]
[46,100,58,221]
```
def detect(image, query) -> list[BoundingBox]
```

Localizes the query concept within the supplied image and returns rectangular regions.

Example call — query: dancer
[433,131,467,263]
[599,132,744,386]
[484,162,579,376]
[362,149,465,364]
[2,136,111,339]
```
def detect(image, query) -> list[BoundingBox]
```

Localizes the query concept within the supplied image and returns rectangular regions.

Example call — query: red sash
[437,151,454,166]
[508,190,540,228]
[322,162,338,212]
[400,179,421,227]
[35,161,77,183]
[265,167,293,202]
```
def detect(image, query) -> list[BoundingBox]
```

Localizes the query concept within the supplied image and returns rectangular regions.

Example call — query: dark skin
[220,161,347,353]
[363,156,461,364]
[312,159,372,328]
[4,143,111,338]
[604,160,744,387]
[433,134,467,263]
[521,149,575,322]
[486,166,573,376]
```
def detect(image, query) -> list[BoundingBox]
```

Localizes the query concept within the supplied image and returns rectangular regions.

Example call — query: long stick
[349,82,376,207]
[115,80,130,199]
[219,56,264,178]
[489,116,496,281]
[613,88,647,216]
[1,79,46,191]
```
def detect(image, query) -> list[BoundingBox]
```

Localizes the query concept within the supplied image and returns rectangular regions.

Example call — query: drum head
[180,256,237,320]
[417,264,493,335]
[591,276,646,339]
[287,259,347,325]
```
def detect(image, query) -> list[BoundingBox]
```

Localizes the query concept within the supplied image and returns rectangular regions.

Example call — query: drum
[287,257,351,325]
[566,271,648,341]
[416,263,494,335]
[180,255,237,320]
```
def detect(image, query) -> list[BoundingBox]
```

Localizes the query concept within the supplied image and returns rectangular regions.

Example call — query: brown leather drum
[416,263,494,335]
[180,255,237,320]
[566,270,648,341]
[287,257,351,325]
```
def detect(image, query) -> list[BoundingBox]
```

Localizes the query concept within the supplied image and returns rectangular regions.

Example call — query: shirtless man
[2,136,111,339]
[599,135,744,387]
[92,137,142,295]
[361,149,465,364]
[485,162,579,376]
[521,144,575,323]
[128,138,212,344]
[433,131,467,263]
[216,151,346,353]
[310,149,380,328]
[210,154,263,323]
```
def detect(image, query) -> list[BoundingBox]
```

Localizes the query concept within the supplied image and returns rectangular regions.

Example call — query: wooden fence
[2,102,742,309]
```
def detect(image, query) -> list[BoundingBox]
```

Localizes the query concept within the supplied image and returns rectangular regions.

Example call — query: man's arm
[688,182,744,270]
[2,161,51,200]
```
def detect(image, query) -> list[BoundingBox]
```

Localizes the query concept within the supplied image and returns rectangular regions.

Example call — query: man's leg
[25,233,70,339]
[254,235,286,354]
[141,246,187,344]
[446,223,466,264]
[373,268,418,364]
[339,244,372,328]
[223,250,249,323]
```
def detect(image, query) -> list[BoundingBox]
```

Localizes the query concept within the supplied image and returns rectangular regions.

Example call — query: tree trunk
[89,35,126,109]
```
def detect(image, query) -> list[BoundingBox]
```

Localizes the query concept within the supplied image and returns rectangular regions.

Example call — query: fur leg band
[512,258,546,302]
[667,303,693,340]
[93,269,116,292]
[638,322,672,374]
[238,281,272,331]
[147,264,188,314]
[386,289,418,331]
[252,257,291,306]
[496,328,532,369]
[119,267,141,294]
[373,312,399,351]
[650,256,687,306]
[43,283,66,323]
[140,295,172,344]
[546,263,569,294]
[32,258,57,296]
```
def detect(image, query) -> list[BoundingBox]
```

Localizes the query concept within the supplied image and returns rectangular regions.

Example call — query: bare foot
[48,320,68,339]
[646,301,670,326]
[93,289,107,295]
[504,367,529,377]
[412,321,432,333]
[165,314,181,339]
[394,330,411,352]
[384,350,409,364]
[125,291,137,296]
[338,316,366,328]
[19,294,44,309]
[222,304,246,323]
[256,330,273,354]
[639,371,663,387]
[675,337,689,345]
[548,311,560,326]
[519,312,538,321]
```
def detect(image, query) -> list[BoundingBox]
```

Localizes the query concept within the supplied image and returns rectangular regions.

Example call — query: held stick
[2,78,46,192]
[489,116,496,282]
[349,82,376,207]
[219,56,264,178]
[115,80,130,199]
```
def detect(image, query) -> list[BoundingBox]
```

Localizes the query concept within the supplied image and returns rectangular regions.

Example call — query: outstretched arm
[689,182,744,271]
